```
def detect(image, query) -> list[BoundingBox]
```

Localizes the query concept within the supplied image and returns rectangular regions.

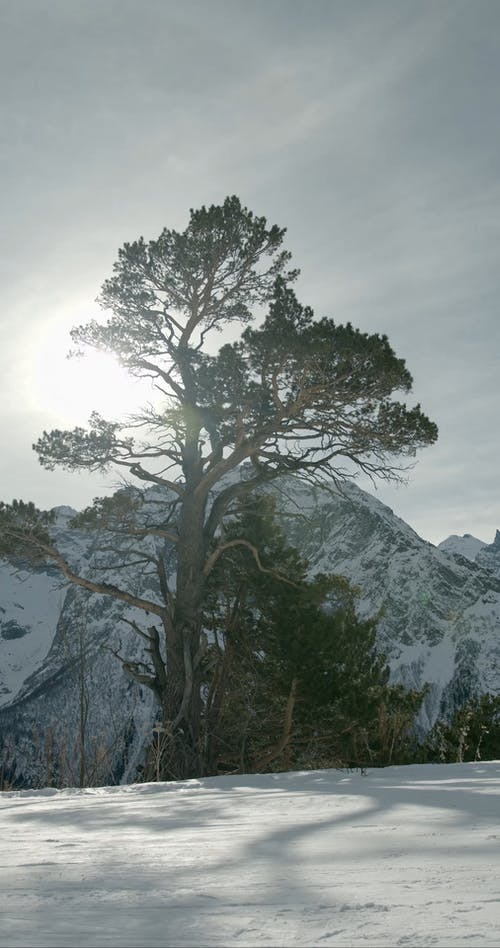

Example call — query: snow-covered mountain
[275,480,500,730]
[1,478,499,786]
[438,533,487,562]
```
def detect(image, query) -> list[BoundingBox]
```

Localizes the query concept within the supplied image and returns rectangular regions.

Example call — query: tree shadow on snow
[1,761,499,947]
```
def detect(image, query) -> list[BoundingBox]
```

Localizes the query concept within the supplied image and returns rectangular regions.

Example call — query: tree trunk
[167,491,207,776]
[254,677,298,773]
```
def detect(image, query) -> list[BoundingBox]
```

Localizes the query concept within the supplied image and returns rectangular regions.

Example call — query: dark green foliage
[0,500,54,563]
[70,489,143,531]
[202,495,425,774]
[95,196,297,330]
[34,414,134,473]
[425,693,500,763]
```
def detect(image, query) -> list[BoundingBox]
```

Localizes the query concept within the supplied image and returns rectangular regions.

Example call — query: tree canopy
[0,196,438,777]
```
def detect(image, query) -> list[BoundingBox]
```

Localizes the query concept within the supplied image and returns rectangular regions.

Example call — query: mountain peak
[50,505,78,526]
[437,533,487,562]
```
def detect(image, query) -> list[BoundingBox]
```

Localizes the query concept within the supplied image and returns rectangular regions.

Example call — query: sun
[28,328,155,426]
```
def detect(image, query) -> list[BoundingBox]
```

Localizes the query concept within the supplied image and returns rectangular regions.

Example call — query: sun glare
[28,330,155,426]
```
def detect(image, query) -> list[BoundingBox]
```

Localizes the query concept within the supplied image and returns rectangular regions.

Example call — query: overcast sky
[1,0,499,546]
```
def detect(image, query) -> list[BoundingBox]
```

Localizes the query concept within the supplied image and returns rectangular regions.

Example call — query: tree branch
[202,538,298,584]
[20,536,166,618]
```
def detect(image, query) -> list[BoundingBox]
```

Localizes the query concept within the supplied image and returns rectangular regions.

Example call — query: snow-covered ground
[1,762,499,947]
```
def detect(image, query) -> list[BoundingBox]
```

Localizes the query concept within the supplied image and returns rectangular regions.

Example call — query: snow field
[1,761,500,947]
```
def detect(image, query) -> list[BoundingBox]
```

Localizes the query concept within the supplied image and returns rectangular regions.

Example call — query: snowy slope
[0,506,92,708]
[1,761,500,948]
[0,564,65,703]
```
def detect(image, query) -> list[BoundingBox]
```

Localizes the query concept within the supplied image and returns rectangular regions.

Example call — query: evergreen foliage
[0,500,54,563]
[202,495,425,774]
[425,693,500,763]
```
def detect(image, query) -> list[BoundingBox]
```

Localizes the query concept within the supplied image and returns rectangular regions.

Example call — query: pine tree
[201,494,425,774]
[0,197,437,777]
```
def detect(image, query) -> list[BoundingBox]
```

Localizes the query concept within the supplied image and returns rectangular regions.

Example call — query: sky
[1,763,500,946]
[0,0,499,546]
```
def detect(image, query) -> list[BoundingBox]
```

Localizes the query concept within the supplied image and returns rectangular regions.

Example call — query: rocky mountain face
[1,480,499,787]
[477,530,500,575]
[0,506,160,788]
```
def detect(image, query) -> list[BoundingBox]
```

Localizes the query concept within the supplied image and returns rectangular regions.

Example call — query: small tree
[0,197,437,777]
[246,572,425,772]
[425,693,500,763]
[201,492,314,773]
[192,494,425,774]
